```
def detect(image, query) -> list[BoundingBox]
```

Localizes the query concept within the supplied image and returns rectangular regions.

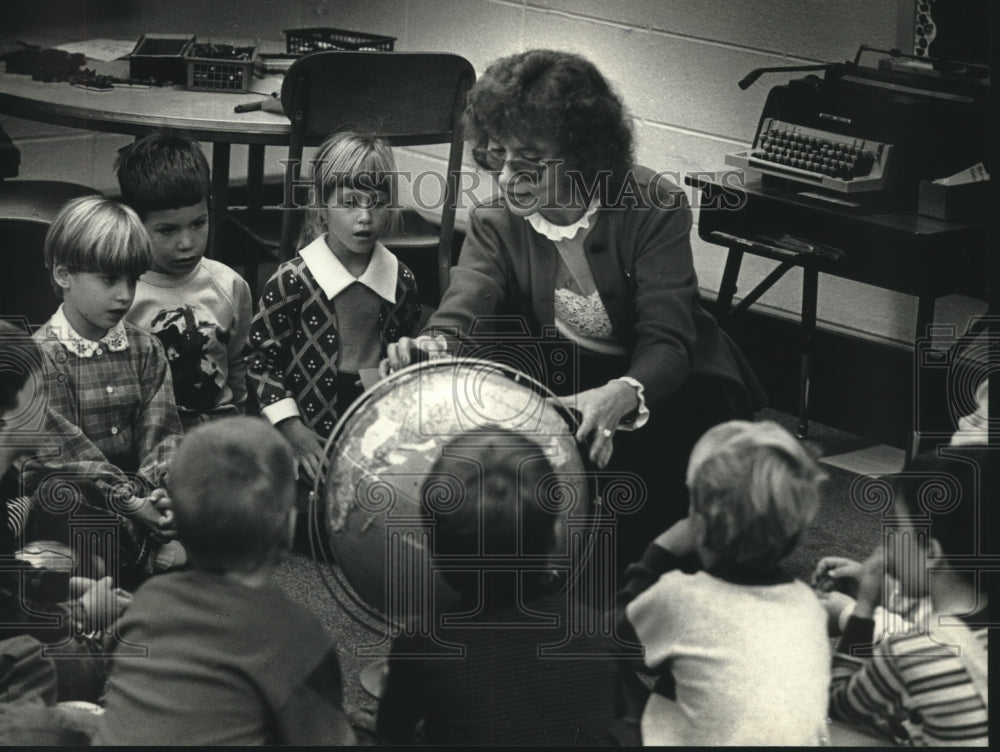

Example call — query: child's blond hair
[687,420,826,572]
[43,196,152,297]
[298,131,402,246]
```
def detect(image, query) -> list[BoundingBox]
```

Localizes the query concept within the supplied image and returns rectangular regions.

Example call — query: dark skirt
[547,345,754,580]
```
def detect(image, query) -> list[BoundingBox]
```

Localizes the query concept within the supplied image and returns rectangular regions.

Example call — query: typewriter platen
[725,46,989,210]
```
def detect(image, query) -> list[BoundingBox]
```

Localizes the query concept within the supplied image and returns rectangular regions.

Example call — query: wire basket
[284,27,396,54]
[185,43,258,93]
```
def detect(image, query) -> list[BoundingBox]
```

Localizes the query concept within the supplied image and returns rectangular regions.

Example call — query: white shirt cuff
[612,376,650,430]
[260,397,301,426]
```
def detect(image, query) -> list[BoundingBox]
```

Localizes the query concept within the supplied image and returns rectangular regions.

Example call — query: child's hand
[653,517,698,557]
[853,549,885,619]
[129,496,177,542]
[812,556,863,595]
[149,487,175,531]
[278,418,325,483]
[68,576,131,632]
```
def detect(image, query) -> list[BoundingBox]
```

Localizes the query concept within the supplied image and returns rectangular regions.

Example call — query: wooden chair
[219,51,475,306]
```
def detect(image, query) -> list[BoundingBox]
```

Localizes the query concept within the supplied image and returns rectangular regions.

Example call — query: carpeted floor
[271,552,385,738]
[270,408,897,740]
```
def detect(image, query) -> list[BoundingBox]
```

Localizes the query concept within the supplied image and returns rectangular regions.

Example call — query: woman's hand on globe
[380,335,450,376]
[567,380,638,468]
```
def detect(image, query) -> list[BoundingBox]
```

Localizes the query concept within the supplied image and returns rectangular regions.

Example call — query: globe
[321,358,593,618]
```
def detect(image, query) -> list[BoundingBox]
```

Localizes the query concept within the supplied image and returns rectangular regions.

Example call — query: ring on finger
[601,427,613,438]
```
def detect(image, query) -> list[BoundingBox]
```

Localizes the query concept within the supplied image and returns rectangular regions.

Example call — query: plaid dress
[16,309,182,574]
[247,250,421,439]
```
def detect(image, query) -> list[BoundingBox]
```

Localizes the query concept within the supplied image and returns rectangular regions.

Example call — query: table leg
[907,296,938,458]
[247,144,265,212]
[209,142,231,259]
[731,259,796,317]
[715,247,744,324]
[915,295,936,344]
[798,265,818,438]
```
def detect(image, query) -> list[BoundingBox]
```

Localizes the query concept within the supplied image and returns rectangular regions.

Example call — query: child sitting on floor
[828,446,989,746]
[617,419,831,746]
[117,132,252,431]
[376,427,624,745]
[94,417,356,746]
[1,319,132,707]
[16,196,183,587]
[812,376,989,639]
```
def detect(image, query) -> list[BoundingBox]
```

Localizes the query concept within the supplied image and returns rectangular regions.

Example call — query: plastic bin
[185,43,258,93]
[283,27,396,54]
[128,34,194,84]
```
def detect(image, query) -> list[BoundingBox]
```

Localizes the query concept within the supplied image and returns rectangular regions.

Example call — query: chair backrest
[278,51,475,294]
[0,181,96,324]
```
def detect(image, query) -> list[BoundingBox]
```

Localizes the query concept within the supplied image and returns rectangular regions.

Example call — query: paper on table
[933,162,990,186]
[54,39,137,62]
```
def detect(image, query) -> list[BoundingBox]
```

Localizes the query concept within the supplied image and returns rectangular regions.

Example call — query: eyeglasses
[472,146,554,181]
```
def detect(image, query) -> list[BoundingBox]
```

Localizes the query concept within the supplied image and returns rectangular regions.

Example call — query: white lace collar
[46,305,129,358]
[525,202,599,241]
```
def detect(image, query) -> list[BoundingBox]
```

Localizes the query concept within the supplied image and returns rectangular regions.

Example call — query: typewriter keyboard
[753,122,875,179]
[725,118,893,193]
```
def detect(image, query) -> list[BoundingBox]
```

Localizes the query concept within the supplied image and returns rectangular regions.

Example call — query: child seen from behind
[617,419,831,745]
[117,132,252,431]
[95,417,356,745]
[377,428,624,745]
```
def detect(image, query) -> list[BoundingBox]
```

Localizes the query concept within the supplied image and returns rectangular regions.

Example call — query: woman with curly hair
[385,49,765,574]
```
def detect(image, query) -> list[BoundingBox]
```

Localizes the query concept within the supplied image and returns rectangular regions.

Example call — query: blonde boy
[618,420,831,745]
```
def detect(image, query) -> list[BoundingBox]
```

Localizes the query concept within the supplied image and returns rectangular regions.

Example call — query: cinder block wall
[1,0,985,346]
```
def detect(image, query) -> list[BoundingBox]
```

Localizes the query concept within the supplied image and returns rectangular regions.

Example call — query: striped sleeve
[5,496,32,539]
[829,626,989,745]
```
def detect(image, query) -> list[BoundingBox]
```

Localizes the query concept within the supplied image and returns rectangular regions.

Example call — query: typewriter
[725,45,989,210]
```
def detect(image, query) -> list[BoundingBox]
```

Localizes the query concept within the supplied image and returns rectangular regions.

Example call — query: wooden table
[0,61,290,250]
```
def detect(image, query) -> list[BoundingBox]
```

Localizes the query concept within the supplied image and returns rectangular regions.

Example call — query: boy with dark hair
[376,427,623,746]
[828,446,990,746]
[117,132,252,430]
[95,417,355,746]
